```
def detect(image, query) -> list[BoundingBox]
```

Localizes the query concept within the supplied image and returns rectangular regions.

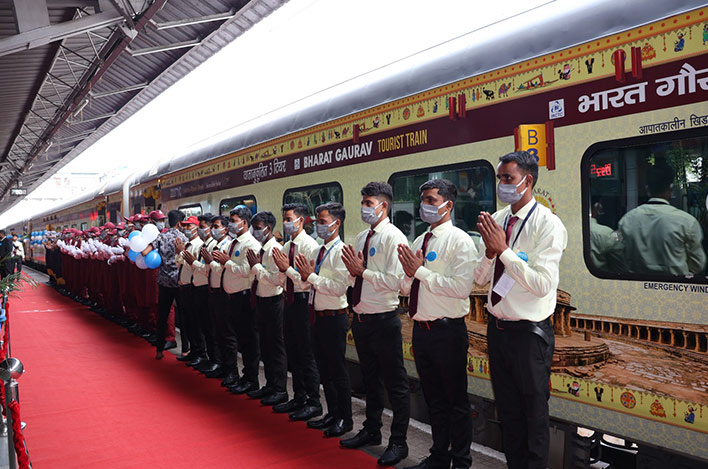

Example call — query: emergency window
[583,129,708,283]
[283,183,343,242]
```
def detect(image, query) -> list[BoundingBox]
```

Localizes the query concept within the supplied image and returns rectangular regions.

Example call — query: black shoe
[340,429,382,448]
[196,361,218,373]
[377,443,409,467]
[402,458,431,469]
[221,372,240,387]
[229,381,258,395]
[261,391,288,406]
[323,419,353,438]
[289,404,322,421]
[187,357,206,367]
[273,397,306,414]
[307,414,336,429]
[247,386,274,399]
[163,341,177,351]
[204,366,225,378]
[177,354,194,362]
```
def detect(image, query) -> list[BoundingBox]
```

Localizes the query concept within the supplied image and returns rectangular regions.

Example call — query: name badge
[492,272,515,298]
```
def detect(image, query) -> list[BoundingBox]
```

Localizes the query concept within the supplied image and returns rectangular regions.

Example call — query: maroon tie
[286,242,296,304]
[309,246,327,323]
[250,248,265,308]
[490,216,519,306]
[351,229,374,308]
[408,232,433,318]
[220,240,238,287]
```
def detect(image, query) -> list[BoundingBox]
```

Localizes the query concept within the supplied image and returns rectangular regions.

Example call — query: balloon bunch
[127,224,162,269]
[30,230,46,245]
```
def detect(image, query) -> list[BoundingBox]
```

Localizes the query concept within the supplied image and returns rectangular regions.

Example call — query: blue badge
[517,251,528,262]
[426,251,437,262]
[235,250,241,257]
[369,247,376,257]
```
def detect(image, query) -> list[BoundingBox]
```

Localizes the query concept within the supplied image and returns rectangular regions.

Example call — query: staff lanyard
[315,239,340,274]
[504,202,537,250]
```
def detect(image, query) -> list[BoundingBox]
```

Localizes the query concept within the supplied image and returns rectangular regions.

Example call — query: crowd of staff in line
[41,151,566,469]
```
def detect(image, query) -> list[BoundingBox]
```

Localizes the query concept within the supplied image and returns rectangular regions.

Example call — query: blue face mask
[497,176,528,204]
[316,220,337,240]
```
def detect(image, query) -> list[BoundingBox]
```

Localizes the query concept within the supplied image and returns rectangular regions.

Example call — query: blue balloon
[128,249,139,261]
[128,231,140,240]
[145,250,162,269]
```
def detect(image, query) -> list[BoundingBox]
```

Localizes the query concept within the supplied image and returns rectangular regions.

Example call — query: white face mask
[228,221,244,236]
[197,227,209,240]
[156,221,165,230]
[211,227,225,239]
[497,176,528,204]
[419,201,449,224]
[360,202,384,225]
[282,217,302,236]
[251,226,269,243]
[316,220,337,240]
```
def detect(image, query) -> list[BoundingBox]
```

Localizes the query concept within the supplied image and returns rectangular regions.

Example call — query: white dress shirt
[400,220,478,321]
[282,230,321,293]
[474,198,568,322]
[188,237,216,287]
[306,236,349,310]
[192,236,231,289]
[252,236,284,298]
[218,230,261,294]
[175,236,203,285]
[350,217,407,314]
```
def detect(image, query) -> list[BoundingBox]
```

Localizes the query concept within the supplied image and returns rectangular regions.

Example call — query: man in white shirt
[398,179,477,469]
[175,216,206,365]
[272,203,322,420]
[340,182,410,467]
[295,202,353,438]
[475,151,567,469]
[246,211,288,407]
[11,234,24,274]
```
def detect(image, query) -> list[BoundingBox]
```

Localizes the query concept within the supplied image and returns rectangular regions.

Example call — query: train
[8,1,708,466]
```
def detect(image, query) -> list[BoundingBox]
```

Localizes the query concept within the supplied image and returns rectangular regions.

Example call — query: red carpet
[11,285,377,468]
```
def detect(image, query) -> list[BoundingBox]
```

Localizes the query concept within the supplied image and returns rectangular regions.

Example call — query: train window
[283,183,343,241]
[582,129,708,283]
[80,222,87,231]
[388,161,496,243]
[220,196,257,216]
[178,204,202,218]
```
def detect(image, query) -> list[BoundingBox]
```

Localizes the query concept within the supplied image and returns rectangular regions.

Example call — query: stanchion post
[4,380,16,469]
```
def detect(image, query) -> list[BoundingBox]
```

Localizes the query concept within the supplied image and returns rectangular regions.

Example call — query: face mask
[156,221,165,230]
[211,227,225,239]
[316,220,337,240]
[182,227,195,238]
[251,226,269,243]
[118,230,126,237]
[361,202,384,225]
[497,176,528,204]
[282,217,302,236]
[197,227,209,240]
[228,221,244,236]
[419,201,449,224]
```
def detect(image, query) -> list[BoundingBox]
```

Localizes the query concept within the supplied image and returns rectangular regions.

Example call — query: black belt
[354,311,397,323]
[414,317,464,330]
[228,290,249,297]
[489,315,553,345]
[258,293,283,302]
[315,309,347,317]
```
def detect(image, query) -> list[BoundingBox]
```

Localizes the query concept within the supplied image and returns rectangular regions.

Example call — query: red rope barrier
[8,401,30,469]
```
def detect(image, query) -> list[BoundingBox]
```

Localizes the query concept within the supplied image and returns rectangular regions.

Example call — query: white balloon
[135,254,148,269]
[130,235,148,252]
[141,224,160,243]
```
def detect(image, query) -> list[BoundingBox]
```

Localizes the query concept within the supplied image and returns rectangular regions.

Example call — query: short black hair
[361,181,393,214]
[229,206,252,225]
[316,202,346,223]
[252,211,276,230]
[282,203,308,219]
[198,212,215,223]
[499,151,539,188]
[211,215,229,227]
[167,209,185,228]
[647,163,675,196]
[419,178,457,203]
[0,230,5,236]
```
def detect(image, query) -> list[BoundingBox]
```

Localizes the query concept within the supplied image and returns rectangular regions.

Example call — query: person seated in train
[270,203,322,420]
[192,215,231,376]
[589,201,623,272]
[214,206,261,395]
[398,178,476,469]
[246,211,289,407]
[294,202,353,438]
[339,182,411,467]
[618,163,706,276]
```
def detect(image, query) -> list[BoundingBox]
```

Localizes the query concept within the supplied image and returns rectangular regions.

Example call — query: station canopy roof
[0,0,287,213]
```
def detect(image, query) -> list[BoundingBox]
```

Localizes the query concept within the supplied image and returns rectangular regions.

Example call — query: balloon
[128,231,140,240]
[135,254,148,269]
[145,250,162,269]
[129,235,148,252]
[128,249,139,262]
[141,223,160,243]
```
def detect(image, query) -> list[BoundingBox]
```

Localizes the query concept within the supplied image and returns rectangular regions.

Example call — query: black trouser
[256,294,287,392]
[194,286,219,363]
[233,289,259,384]
[12,256,22,273]
[312,312,352,424]
[175,285,190,353]
[206,288,225,365]
[180,285,206,358]
[209,289,231,368]
[412,317,472,469]
[284,293,320,405]
[156,285,180,352]
[216,290,244,376]
[352,312,410,444]
[487,315,554,469]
